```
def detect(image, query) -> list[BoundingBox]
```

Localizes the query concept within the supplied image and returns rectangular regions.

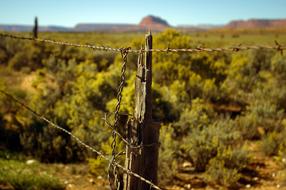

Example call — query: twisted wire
[108,47,130,190]
[1,32,285,54]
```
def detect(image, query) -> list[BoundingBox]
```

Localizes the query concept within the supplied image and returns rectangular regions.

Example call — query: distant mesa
[139,15,170,30]
[74,23,136,32]
[71,15,171,32]
[1,16,286,32]
[53,15,171,32]
[225,19,286,29]
[0,24,72,32]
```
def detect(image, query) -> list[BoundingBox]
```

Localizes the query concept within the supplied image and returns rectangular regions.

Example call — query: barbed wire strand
[0,32,122,52]
[0,89,162,190]
[0,32,285,54]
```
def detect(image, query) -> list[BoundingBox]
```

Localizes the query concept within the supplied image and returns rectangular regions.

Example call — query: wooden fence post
[124,32,159,190]
[33,17,38,39]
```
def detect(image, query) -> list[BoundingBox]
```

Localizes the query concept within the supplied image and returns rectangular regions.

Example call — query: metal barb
[275,40,284,55]
[232,44,242,52]
[166,43,171,53]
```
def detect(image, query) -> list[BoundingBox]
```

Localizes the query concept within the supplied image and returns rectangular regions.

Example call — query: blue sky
[0,0,286,27]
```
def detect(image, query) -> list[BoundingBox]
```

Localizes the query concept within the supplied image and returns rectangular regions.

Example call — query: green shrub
[180,118,240,172]
[277,169,286,187]
[0,159,65,190]
[206,159,241,188]
[181,127,217,172]
[158,125,178,185]
[88,157,108,177]
[236,99,284,140]
[261,132,282,156]
[206,147,249,188]
[235,114,259,140]
[277,127,286,161]
[174,98,214,137]
[88,136,124,177]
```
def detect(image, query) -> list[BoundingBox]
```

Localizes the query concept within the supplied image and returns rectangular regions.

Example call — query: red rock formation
[139,15,170,31]
[225,19,286,29]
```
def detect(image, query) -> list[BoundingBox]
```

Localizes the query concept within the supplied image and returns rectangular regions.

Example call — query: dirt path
[53,159,285,190]
[46,143,285,190]
[242,141,285,190]
[164,142,285,190]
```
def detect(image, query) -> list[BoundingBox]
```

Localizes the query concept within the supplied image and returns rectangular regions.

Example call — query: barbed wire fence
[0,32,285,54]
[0,32,286,190]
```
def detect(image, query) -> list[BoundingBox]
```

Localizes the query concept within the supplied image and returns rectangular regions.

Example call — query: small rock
[26,159,36,165]
[253,177,259,181]
[67,184,73,188]
[246,184,251,188]
[182,161,192,168]
[184,184,191,189]
[89,179,95,184]
[97,175,103,179]
[257,127,265,136]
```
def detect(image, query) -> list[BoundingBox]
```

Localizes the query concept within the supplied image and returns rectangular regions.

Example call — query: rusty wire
[0,32,122,52]
[108,47,130,190]
[0,32,286,54]
[0,89,163,190]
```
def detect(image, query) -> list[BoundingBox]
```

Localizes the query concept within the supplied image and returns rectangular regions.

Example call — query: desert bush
[261,132,282,156]
[206,159,241,188]
[235,91,284,140]
[206,147,249,188]
[235,113,260,140]
[260,119,286,159]
[88,136,124,177]
[277,126,286,161]
[20,123,78,162]
[180,117,241,172]
[0,159,65,190]
[174,98,214,137]
[0,86,27,151]
[88,157,108,177]
[277,169,286,187]
[271,53,286,73]
[158,125,178,185]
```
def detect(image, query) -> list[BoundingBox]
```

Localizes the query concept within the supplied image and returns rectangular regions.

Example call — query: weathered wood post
[33,17,38,39]
[124,32,159,190]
